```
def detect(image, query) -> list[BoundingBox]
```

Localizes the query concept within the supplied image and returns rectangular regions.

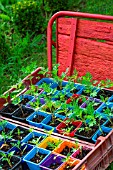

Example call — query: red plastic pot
[56,118,82,137]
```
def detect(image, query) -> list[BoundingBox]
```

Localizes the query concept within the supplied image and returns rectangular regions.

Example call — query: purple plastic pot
[40,153,64,170]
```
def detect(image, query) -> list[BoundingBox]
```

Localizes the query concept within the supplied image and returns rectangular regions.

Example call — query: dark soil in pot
[32,114,45,123]
[0,140,16,152]
[47,117,62,127]
[60,146,74,156]
[14,145,32,157]
[48,162,61,169]
[92,102,101,110]
[0,104,19,116]
[106,119,113,128]
[0,156,21,170]
[43,105,57,113]
[97,89,113,99]
[12,106,34,119]
[64,164,75,170]
[70,88,79,94]
[12,126,29,140]
[19,97,31,105]
[76,124,98,138]
[76,148,91,160]
[96,118,106,125]
[57,85,63,90]
[0,127,12,135]
[30,152,45,164]
[81,91,91,97]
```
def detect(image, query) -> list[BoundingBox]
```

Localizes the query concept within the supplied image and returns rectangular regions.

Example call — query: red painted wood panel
[57,31,113,80]
[58,18,113,41]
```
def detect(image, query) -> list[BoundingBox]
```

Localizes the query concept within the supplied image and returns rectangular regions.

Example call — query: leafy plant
[12,0,44,36]
[47,139,61,150]
[0,131,12,144]
[56,103,72,117]
[77,72,98,97]
[0,120,8,130]
[28,135,44,146]
[11,140,28,156]
[0,151,15,168]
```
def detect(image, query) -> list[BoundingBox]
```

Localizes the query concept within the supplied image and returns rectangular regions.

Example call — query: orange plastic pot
[53,140,80,157]
[58,158,80,170]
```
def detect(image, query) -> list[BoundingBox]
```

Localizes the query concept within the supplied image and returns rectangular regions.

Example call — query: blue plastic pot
[42,114,64,132]
[26,111,50,127]
[22,131,47,146]
[79,86,99,97]
[8,143,33,158]
[96,103,113,118]
[23,147,51,170]
[92,126,112,143]
[0,121,16,134]
[13,94,34,106]
[107,95,113,103]
[36,78,57,89]
[26,97,45,109]
[38,123,55,132]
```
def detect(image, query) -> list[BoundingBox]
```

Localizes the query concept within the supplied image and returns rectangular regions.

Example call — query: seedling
[51,64,69,90]
[77,72,97,97]
[0,131,12,144]
[0,120,8,130]
[41,96,60,114]
[0,151,15,168]
[28,96,42,109]
[28,135,45,146]
[56,103,72,117]
[11,140,28,156]
[25,84,42,97]
[38,82,57,95]
[47,139,62,150]
[100,95,109,103]
[103,106,113,118]
[53,91,69,103]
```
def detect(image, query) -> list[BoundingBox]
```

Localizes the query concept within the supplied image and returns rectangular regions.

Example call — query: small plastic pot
[23,147,51,170]
[56,118,82,137]
[40,153,64,170]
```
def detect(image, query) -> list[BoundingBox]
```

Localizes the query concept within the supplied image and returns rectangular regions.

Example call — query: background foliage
[0,0,113,96]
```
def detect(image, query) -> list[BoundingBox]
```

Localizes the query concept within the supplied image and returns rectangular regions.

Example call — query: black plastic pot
[75,124,99,143]
[12,106,34,122]
[0,155,22,170]
[0,104,19,118]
